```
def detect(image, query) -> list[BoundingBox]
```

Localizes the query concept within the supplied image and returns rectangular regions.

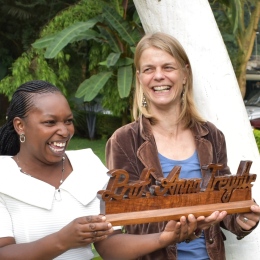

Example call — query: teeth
[53,142,66,147]
[49,146,64,153]
[153,86,170,91]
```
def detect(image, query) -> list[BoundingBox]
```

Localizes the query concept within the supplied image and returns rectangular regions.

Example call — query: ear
[183,64,189,85]
[136,70,140,79]
[183,77,187,85]
[13,117,25,135]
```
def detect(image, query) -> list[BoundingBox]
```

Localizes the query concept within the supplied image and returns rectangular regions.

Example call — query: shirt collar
[0,149,109,210]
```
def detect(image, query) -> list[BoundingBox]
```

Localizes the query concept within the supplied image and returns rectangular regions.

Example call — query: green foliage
[0,0,104,99]
[34,19,101,58]
[101,77,132,117]
[76,72,113,102]
[0,49,69,99]
[118,65,133,98]
[253,129,260,153]
[210,0,260,75]
[0,0,142,120]
[96,113,122,139]
[32,0,144,117]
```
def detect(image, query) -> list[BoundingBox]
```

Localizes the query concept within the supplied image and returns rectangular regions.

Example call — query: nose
[57,123,69,137]
[153,68,165,81]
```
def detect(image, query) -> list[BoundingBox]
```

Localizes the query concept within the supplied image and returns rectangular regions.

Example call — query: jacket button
[209,238,214,244]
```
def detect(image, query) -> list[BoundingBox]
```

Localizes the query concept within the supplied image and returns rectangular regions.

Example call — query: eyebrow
[42,113,73,118]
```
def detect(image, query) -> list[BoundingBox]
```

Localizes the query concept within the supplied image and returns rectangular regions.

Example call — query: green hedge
[95,113,122,139]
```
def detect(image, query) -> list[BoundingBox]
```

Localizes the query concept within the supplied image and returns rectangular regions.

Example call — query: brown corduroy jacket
[106,116,254,260]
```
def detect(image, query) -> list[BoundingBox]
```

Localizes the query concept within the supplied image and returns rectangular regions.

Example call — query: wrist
[185,228,202,243]
[193,228,202,238]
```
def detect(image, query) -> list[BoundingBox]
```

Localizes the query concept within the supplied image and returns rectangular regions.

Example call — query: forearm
[0,233,67,260]
[95,232,164,260]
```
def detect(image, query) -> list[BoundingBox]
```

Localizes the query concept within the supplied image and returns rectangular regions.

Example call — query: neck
[151,121,182,139]
[14,153,66,189]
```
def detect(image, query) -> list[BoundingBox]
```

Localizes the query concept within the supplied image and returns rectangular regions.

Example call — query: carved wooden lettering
[98,161,257,225]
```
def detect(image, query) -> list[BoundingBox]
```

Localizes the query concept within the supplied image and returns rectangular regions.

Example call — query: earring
[19,134,26,143]
[142,95,147,107]
[181,88,185,106]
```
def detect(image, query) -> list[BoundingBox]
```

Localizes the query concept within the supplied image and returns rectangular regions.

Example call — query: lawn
[67,136,106,164]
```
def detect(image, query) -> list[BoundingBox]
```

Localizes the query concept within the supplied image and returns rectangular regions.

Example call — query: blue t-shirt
[158,151,210,260]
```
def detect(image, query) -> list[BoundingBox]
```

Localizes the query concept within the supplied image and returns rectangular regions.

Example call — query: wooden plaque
[98,161,257,226]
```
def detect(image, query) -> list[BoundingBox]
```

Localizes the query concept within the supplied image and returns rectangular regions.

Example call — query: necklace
[16,154,66,200]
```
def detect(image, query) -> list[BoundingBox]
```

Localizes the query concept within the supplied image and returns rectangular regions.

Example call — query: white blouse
[0,149,110,260]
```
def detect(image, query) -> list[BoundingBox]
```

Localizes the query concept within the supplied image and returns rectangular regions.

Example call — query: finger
[159,221,182,246]
[79,221,113,233]
[237,215,254,230]
[89,229,114,242]
[196,216,206,222]
[85,215,107,223]
[187,214,196,224]
[203,211,220,225]
[91,228,114,238]
[179,216,187,226]
[76,215,107,225]
[214,211,227,223]
[164,220,179,232]
[82,223,114,242]
[237,214,258,229]
[167,221,182,237]
[197,211,226,230]
[251,205,260,214]
[247,212,260,222]
[187,214,197,232]
[179,215,198,242]
[89,222,113,232]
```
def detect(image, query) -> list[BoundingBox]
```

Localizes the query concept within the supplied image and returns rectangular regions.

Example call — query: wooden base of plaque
[105,200,256,226]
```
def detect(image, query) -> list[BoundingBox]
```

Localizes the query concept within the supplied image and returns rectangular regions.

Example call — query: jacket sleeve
[105,128,143,182]
[207,122,257,238]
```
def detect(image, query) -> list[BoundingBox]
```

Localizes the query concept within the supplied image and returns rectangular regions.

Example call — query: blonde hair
[133,32,205,128]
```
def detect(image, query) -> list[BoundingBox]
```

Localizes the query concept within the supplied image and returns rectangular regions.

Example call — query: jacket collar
[137,116,212,179]
[140,116,209,140]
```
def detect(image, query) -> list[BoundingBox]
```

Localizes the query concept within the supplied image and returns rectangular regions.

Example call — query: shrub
[96,113,122,139]
[253,129,260,153]
[72,109,122,140]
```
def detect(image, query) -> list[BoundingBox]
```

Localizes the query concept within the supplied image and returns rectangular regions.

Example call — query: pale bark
[236,2,260,97]
[133,0,260,258]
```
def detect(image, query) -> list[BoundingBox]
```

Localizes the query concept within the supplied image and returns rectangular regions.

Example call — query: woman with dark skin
[106,32,260,260]
[0,80,200,260]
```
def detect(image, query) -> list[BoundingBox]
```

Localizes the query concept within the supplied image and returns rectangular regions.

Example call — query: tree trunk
[237,60,248,98]
[236,1,260,98]
[133,0,260,258]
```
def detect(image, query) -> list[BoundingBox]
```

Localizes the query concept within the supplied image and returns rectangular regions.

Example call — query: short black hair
[0,80,62,155]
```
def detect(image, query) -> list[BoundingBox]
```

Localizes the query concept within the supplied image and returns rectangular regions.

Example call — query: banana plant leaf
[69,29,100,43]
[32,34,55,49]
[107,53,121,67]
[117,65,133,98]
[44,18,99,58]
[75,71,113,101]
[117,57,134,67]
[103,6,140,46]
[230,0,242,34]
[97,25,121,53]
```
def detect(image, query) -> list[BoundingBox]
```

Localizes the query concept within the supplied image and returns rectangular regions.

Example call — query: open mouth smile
[48,141,66,153]
[153,86,171,92]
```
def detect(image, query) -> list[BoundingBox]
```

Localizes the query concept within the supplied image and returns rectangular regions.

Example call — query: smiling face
[14,92,74,164]
[137,47,187,113]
